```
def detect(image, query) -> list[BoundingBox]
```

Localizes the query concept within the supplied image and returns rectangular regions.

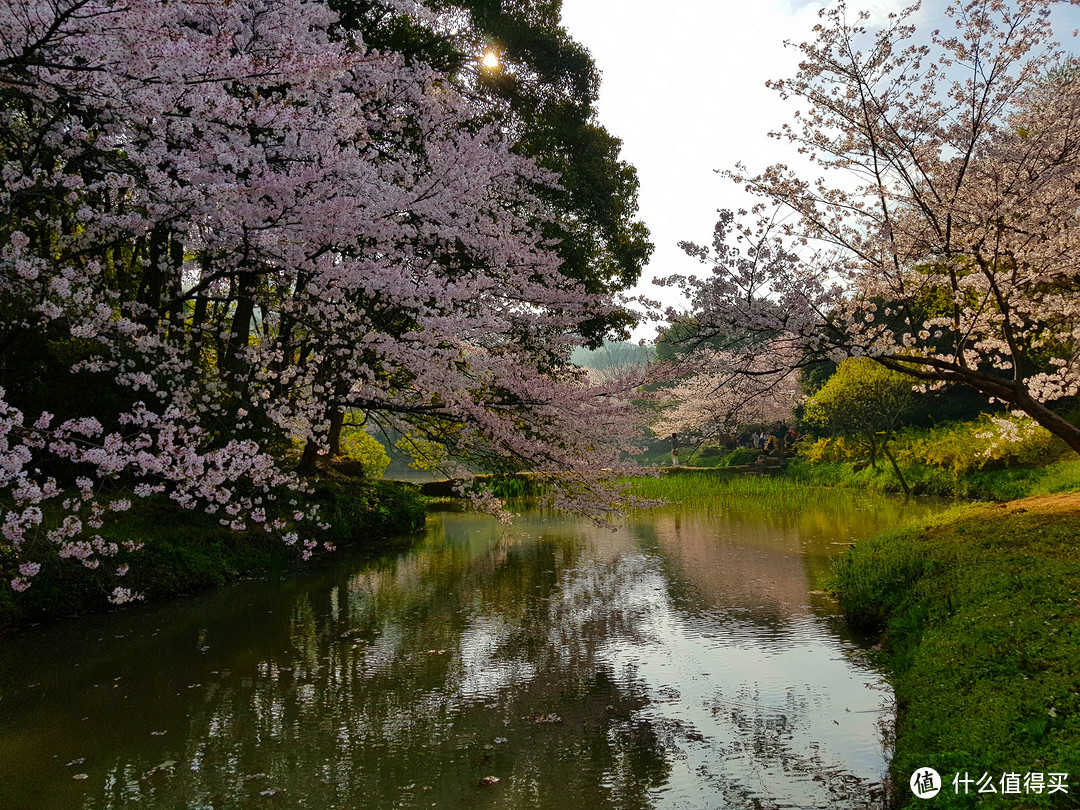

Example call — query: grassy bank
[625,456,1080,503]
[784,455,1080,501]
[831,493,1080,807]
[656,412,1080,501]
[0,475,427,632]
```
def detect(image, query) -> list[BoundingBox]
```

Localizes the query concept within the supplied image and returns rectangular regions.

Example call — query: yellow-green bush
[800,413,1071,475]
[799,435,862,464]
[895,414,1068,475]
[394,433,448,471]
[339,428,391,479]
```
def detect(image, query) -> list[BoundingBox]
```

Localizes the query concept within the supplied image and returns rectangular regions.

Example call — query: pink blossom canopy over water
[0,0,645,596]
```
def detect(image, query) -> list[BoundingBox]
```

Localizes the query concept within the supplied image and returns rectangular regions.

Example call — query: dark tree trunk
[881,439,909,496]
[166,236,185,335]
[879,357,1080,457]
[1012,389,1080,456]
[298,439,321,475]
[189,290,209,368]
[139,224,168,314]
[223,272,258,389]
[327,408,345,459]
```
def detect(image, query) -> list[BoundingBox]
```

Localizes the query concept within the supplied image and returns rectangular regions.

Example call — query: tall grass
[623,469,841,511]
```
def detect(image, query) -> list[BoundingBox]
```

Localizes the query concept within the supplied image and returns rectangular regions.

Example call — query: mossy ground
[0,474,427,632]
[831,493,1080,807]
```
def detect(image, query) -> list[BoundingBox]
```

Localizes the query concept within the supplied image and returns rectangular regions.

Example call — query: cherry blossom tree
[653,340,803,441]
[0,0,643,597]
[338,0,654,343]
[666,0,1080,454]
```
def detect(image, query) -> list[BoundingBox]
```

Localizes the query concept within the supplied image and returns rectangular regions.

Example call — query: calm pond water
[0,492,944,809]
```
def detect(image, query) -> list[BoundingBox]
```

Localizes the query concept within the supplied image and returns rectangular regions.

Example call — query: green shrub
[895,414,1069,475]
[793,412,1079,499]
[339,428,391,479]
[311,479,426,540]
[394,432,449,471]
[722,447,759,467]
[1,478,427,631]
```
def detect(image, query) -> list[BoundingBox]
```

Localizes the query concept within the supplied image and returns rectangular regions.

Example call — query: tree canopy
[804,358,916,492]
[664,0,1080,454]
[334,0,653,341]
[0,0,645,598]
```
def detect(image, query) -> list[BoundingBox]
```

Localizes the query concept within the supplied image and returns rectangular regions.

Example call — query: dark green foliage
[0,330,129,426]
[831,497,1080,807]
[722,447,759,467]
[331,1,463,71]
[0,496,282,630]
[799,360,994,428]
[311,478,428,539]
[904,385,997,429]
[798,359,837,397]
[0,478,427,632]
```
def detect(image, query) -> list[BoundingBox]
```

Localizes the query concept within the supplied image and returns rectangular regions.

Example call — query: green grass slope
[833,493,1080,807]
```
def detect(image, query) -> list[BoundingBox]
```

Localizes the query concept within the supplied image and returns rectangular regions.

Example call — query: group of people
[739,426,800,455]
[667,426,802,467]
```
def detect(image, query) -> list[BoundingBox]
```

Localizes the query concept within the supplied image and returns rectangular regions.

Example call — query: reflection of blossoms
[109,588,142,606]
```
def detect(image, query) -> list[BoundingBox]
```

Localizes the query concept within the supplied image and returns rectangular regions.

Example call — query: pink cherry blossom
[0,0,647,596]
[667,0,1080,454]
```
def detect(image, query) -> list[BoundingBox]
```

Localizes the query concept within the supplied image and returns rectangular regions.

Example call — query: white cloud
[561,0,825,336]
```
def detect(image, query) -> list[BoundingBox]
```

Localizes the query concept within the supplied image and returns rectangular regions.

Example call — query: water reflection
[0,494,942,809]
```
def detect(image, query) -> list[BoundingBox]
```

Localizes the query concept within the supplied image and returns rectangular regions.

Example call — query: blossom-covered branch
[0,0,645,597]
[667,0,1080,454]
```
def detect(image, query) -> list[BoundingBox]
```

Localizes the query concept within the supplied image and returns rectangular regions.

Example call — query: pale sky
[558,0,1080,341]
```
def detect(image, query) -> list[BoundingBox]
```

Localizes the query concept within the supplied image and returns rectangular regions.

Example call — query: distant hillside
[571,341,655,373]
